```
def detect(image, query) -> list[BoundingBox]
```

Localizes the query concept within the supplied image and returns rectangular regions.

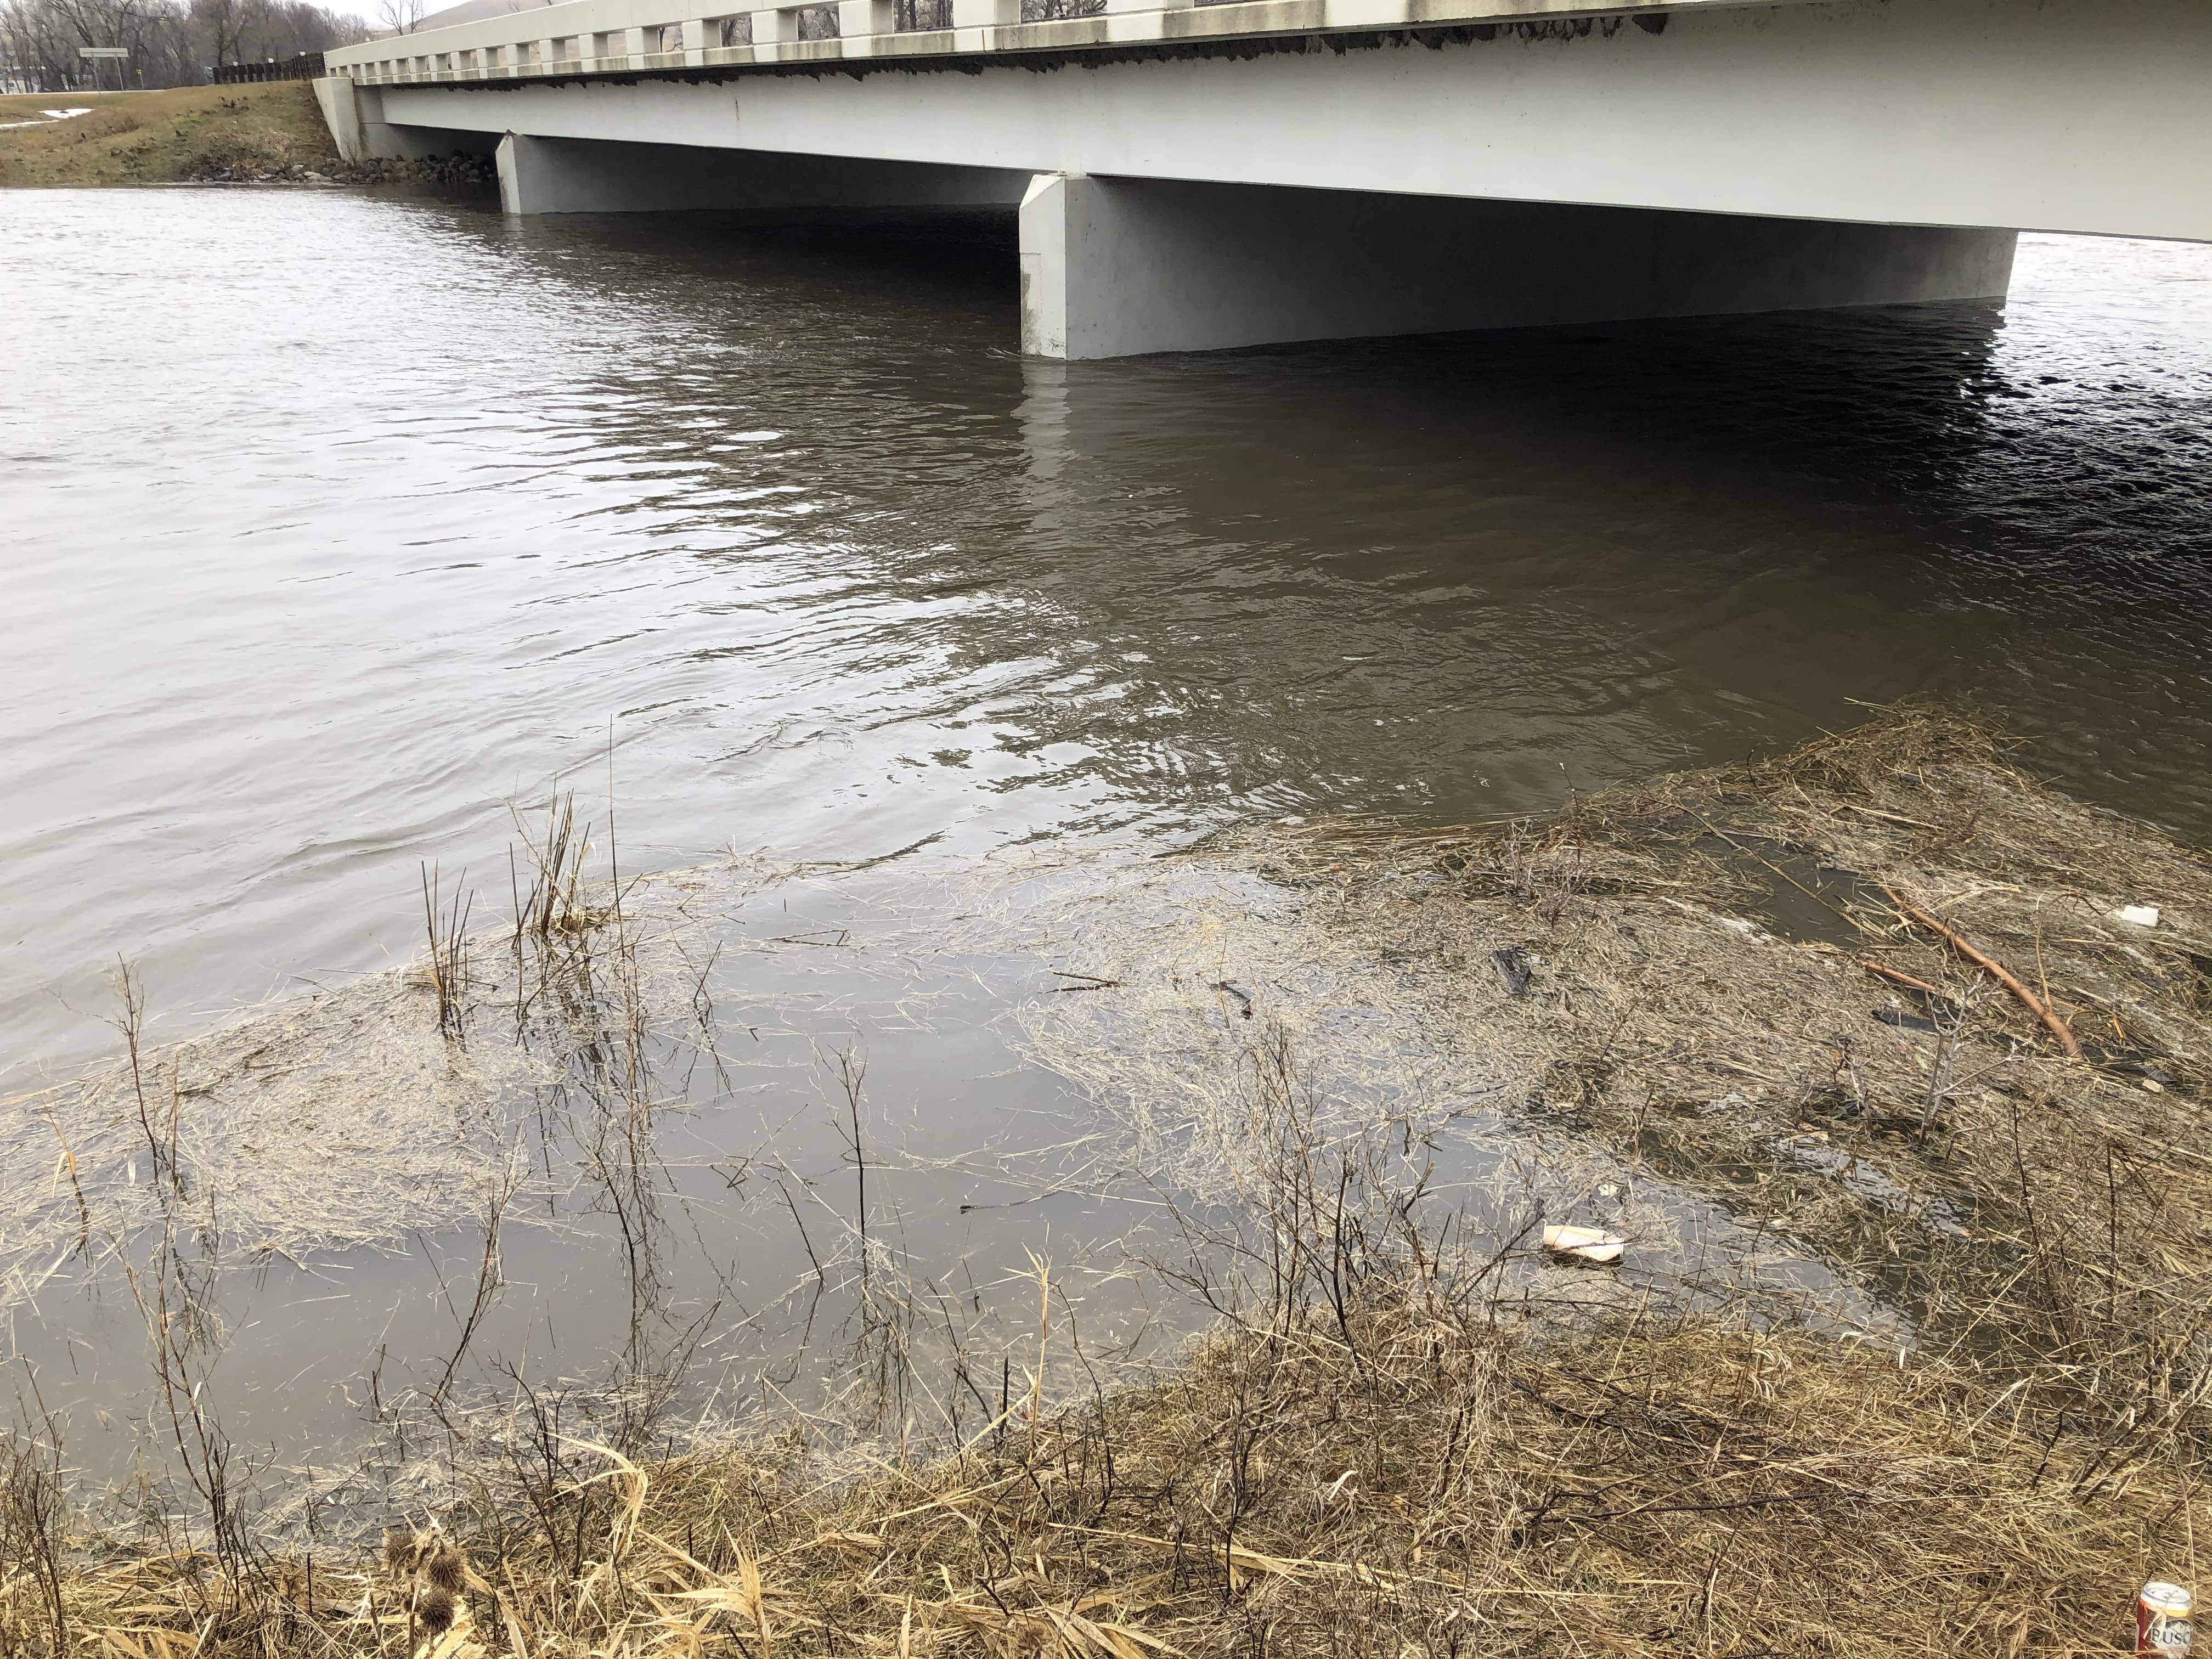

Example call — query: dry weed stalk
[106,958,179,1194]
[421,861,475,1040]
[510,789,595,946]
[0,1375,69,1655]
[431,1164,518,1413]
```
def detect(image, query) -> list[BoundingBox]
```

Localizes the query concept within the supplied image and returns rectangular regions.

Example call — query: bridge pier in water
[1017,173,2018,361]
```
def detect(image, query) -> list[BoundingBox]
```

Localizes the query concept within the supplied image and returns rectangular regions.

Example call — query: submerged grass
[10,706,2212,1655]
[1223,705,2212,1406]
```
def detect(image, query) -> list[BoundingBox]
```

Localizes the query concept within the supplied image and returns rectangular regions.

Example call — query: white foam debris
[1543,1224,1627,1265]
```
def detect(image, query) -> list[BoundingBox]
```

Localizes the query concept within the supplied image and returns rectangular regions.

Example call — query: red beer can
[2138,1582,2194,1655]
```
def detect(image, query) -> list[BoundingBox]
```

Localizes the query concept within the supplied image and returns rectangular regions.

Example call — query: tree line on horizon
[1,0,369,91]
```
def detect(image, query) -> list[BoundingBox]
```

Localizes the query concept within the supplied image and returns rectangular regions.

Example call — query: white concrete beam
[493,132,1030,212]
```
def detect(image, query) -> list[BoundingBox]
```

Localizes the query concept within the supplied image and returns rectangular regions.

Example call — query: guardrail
[323,0,1694,81]
[214,52,326,82]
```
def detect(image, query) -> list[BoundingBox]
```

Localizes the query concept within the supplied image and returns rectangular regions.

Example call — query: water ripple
[2,190,2209,1071]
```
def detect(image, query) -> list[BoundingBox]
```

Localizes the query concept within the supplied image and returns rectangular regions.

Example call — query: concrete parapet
[1018,173,2018,360]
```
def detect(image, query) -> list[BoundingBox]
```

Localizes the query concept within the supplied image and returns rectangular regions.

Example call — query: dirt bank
[0,82,491,187]
[8,708,2212,1656]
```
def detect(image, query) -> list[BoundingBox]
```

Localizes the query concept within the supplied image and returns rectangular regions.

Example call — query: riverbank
[0,83,490,187]
[21,1286,2193,1657]
[7,707,2211,1655]
[0,84,331,186]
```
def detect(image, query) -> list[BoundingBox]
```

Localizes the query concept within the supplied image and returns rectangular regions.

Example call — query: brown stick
[1881,886,2083,1059]
[1857,960,1959,1005]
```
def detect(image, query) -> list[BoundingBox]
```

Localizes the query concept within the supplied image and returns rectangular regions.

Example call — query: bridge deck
[325,0,2212,249]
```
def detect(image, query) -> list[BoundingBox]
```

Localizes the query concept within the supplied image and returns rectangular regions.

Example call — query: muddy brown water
[2,188,2210,1515]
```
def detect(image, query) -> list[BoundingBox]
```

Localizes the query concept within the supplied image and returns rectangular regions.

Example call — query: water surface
[2,188,2210,1505]
[5,192,2209,1074]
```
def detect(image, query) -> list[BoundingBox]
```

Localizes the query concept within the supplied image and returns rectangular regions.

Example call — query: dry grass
[1209,706,2212,1411]
[0,84,339,186]
[9,707,2212,1656]
[9,1252,2197,1656]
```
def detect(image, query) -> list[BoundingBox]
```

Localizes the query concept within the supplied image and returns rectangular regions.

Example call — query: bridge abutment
[494,133,1028,216]
[1018,173,2018,361]
[314,79,494,166]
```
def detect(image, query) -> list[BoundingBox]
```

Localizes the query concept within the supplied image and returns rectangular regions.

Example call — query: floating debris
[1541,1223,1626,1264]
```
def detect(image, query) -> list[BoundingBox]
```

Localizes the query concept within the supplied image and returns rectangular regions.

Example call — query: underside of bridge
[490,133,1030,215]
[461,131,2020,359]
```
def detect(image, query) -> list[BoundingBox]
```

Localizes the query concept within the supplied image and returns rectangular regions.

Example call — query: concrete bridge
[313,0,2211,359]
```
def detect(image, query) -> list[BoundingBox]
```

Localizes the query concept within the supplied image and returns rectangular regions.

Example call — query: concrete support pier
[495,133,1028,216]
[1018,174,2019,360]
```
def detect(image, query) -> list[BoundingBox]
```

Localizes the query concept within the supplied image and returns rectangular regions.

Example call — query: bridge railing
[323,0,1659,81]
[214,50,326,82]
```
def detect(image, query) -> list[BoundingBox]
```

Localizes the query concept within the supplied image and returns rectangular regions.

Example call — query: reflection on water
[1,187,2209,1509]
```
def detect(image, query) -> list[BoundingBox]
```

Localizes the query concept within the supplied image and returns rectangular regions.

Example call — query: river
[2,187,2210,1506]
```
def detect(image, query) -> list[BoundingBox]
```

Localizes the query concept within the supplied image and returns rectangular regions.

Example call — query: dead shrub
[183,117,302,178]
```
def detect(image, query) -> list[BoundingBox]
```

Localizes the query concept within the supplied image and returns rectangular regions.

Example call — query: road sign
[79,47,129,58]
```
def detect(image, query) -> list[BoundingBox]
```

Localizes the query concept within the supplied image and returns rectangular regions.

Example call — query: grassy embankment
[9,708,2212,1656]
[0,82,342,186]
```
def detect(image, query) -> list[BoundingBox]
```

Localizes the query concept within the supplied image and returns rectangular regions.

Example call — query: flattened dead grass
[1223,706,2212,1396]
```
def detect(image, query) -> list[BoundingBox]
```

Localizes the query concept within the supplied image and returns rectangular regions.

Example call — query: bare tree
[0,0,365,87]
[189,0,245,66]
